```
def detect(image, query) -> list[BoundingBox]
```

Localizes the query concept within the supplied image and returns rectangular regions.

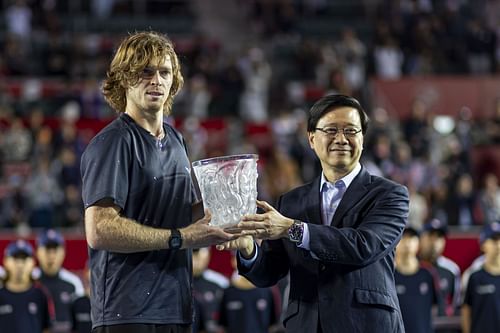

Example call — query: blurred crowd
[0,0,498,235]
[0,1,499,333]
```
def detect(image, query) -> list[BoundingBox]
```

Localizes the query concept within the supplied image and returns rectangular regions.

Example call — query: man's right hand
[180,210,241,249]
[215,235,255,258]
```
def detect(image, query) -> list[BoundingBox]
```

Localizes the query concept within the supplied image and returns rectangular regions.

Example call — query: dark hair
[307,94,369,134]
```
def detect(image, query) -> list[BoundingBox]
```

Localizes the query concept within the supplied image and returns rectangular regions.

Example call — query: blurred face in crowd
[192,247,211,277]
[482,236,500,265]
[419,231,446,262]
[396,232,420,260]
[3,254,34,285]
[37,245,65,276]
[125,56,173,116]
[308,107,364,177]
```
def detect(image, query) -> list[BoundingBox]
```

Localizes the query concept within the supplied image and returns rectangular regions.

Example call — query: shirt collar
[320,163,362,192]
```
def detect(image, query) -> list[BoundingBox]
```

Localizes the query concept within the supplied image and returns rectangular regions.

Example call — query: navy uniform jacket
[238,167,408,333]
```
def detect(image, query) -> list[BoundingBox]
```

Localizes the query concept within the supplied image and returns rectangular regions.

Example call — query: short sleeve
[81,129,131,209]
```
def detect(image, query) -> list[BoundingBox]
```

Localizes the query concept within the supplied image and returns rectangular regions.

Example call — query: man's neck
[484,258,500,275]
[6,280,32,292]
[396,256,419,275]
[125,109,164,138]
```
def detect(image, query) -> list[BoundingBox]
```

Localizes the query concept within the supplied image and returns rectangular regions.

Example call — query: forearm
[85,205,171,253]
[461,305,471,333]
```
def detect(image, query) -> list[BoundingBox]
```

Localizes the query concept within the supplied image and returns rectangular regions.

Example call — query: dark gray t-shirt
[81,114,195,329]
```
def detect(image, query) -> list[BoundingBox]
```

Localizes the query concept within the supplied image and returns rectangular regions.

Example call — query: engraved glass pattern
[192,154,258,228]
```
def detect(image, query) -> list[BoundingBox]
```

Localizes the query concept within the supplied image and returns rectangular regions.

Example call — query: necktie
[322,180,346,225]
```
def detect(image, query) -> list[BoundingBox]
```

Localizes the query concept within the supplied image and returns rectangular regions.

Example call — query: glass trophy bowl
[192,154,258,228]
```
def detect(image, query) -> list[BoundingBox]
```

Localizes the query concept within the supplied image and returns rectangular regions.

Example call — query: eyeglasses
[315,127,362,137]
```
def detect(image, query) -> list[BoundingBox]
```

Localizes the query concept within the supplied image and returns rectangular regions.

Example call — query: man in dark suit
[218,94,409,333]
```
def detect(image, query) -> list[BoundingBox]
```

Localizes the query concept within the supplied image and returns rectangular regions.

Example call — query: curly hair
[102,31,184,115]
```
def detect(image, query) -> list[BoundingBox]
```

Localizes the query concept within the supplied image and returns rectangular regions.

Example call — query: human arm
[461,304,471,333]
[85,199,239,252]
[237,181,408,266]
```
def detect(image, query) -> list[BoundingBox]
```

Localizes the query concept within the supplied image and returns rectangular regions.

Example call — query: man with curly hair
[81,31,239,333]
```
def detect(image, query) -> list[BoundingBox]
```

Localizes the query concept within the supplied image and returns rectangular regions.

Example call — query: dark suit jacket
[238,167,408,333]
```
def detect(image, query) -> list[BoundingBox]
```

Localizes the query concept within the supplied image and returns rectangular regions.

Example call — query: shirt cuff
[238,242,258,268]
[298,223,320,260]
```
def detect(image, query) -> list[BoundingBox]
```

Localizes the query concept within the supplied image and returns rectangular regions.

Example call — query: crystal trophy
[192,154,258,228]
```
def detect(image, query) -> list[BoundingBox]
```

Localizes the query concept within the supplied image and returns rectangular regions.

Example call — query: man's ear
[308,132,315,149]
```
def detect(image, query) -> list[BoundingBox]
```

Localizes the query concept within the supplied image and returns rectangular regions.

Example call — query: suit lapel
[331,167,370,227]
[305,177,323,225]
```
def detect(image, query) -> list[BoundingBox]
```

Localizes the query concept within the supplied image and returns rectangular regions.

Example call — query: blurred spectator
[2,34,31,75]
[363,132,394,177]
[79,79,108,119]
[238,47,272,123]
[0,172,28,230]
[55,147,81,187]
[0,239,52,333]
[461,222,500,333]
[42,33,70,77]
[364,107,402,144]
[484,98,500,144]
[180,116,208,162]
[184,74,212,119]
[1,116,32,162]
[335,28,366,96]
[446,173,479,228]
[388,141,426,190]
[461,254,486,305]
[259,145,302,205]
[35,229,85,333]
[419,219,462,320]
[428,182,451,225]
[91,0,115,18]
[407,184,428,231]
[4,0,32,41]
[288,112,321,183]
[315,42,339,90]
[59,184,84,228]
[465,17,497,75]
[478,173,500,225]
[25,157,64,228]
[53,101,85,158]
[218,254,279,333]
[373,23,404,79]
[403,99,431,159]
[31,125,55,162]
[70,263,91,333]
[210,59,244,118]
[395,227,440,333]
[192,247,229,333]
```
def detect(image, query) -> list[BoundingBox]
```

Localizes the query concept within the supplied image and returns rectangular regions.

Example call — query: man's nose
[334,131,349,143]
[150,70,163,85]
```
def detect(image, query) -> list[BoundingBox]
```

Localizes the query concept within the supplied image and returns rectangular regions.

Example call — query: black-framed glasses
[315,127,362,137]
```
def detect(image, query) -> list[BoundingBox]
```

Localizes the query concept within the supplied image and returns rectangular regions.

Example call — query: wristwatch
[288,220,304,244]
[169,229,183,250]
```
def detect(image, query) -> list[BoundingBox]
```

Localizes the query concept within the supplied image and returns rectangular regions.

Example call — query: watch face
[170,230,182,249]
[289,222,304,243]
[170,238,182,249]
